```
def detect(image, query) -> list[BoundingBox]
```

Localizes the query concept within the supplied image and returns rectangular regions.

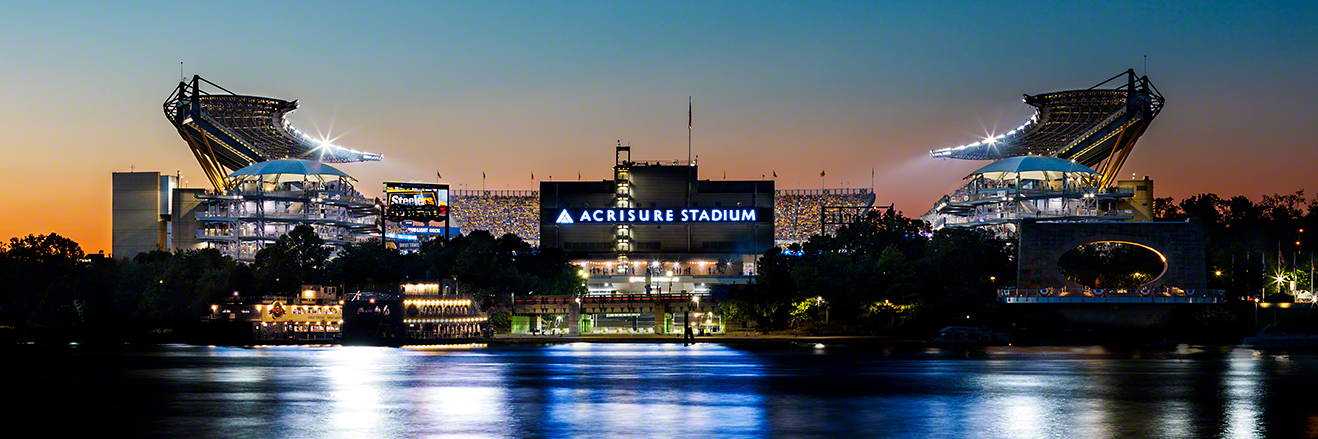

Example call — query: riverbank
[489,333,928,346]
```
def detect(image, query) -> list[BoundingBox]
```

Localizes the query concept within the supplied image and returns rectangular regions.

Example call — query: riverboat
[341,283,490,346]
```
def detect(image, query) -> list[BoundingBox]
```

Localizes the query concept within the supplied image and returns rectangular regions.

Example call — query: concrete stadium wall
[1017,219,1207,290]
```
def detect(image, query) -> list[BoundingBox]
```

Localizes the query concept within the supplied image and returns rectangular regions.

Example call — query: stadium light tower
[928,69,1164,188]
[163,75,381,191]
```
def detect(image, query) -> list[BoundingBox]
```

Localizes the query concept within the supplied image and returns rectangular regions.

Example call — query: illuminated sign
[404,226,450,234]
[259,303,342,323]
[388,191,436,206]
[384,182,449,222]
[552,208,771,225]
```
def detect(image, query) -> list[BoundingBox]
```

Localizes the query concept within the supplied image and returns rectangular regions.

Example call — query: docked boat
[1241,325,1318,349]
[341,283,490,346]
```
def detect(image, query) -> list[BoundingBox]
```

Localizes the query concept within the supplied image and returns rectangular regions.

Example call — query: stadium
[923,69,1164,236]
[112,77,387,261]
[143,75,879,266]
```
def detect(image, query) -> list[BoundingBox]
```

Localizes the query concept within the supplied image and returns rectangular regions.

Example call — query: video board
[383,182,449,222]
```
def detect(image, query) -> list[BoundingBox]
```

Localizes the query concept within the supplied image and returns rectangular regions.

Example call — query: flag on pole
[482,171,486,179]
[577,172,581,180]
[820,170,826,177]
[437,171,442,179]
[773,171,777,178]
[531,172,534,180]
[688,97,692,130]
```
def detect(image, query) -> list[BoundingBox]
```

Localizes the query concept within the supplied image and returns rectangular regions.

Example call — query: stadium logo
[388,192,435,206]
[555,210,575,224]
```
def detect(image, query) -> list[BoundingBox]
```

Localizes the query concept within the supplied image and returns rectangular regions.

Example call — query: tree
[253,225,330,295]
[4,233,84,263]
[875,245,918,302]
[1223,195,1262,228]
[0,233,89,327]
[1261,190,1306,222]
[328,239,404,291]
[1154,197,1182,220]
[919,227,1012,305]
[1179,194,1225,227]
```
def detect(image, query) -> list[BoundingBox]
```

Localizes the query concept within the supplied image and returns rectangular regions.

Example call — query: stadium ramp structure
[929,69,1164,188]
[163,75,382,191]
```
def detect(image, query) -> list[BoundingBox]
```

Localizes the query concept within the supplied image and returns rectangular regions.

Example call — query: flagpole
[688,96,692,165]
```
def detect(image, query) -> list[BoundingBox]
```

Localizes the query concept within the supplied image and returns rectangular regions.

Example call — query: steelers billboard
[383,182,449,222]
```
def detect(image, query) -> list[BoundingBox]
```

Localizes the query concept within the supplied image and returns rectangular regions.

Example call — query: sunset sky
[1,1,1315,254]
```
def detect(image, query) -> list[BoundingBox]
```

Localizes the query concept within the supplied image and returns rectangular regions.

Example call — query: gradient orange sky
[2,2,1315,254]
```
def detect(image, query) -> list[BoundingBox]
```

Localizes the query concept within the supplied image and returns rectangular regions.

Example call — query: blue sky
[1,1,1315,251]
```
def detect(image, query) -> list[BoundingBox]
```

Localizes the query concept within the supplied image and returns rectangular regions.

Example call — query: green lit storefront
[511,295,724,335]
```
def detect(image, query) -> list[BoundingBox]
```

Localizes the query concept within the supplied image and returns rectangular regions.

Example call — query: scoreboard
[383,182,449,222]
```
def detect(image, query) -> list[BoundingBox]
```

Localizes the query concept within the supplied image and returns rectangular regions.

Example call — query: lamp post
[577,269,588,335]
[666,269,674,299]
[815,296,828,324]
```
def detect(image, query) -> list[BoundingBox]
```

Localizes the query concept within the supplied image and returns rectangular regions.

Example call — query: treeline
[724,208,1015,334]
[729,189,1318,335]
[0,226,581,340]
[5,189,1314,341]
[1155,190,1317,298]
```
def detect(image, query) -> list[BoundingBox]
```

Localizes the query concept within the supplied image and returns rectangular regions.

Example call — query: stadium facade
[511,145,776,334]
[111,171,207,258]
[541,145,775,285]
[923,70,1163,236]
[447,188,875,248]
[194,159,379,261]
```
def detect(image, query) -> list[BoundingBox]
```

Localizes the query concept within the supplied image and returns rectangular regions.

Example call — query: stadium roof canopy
[228,159,353,178]
[930,69,1163,187]
[967,156,1098,181]
[164,75,381,191]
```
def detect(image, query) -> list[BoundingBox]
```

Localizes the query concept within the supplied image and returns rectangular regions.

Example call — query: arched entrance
[1016,219,1206,291]
[1056,240,1169,289]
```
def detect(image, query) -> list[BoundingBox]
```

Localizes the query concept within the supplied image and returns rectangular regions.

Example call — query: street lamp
[816,296,827,324]
[666,270,675,299]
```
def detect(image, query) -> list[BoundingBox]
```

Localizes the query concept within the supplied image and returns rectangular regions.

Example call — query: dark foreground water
[7,342,1318,438]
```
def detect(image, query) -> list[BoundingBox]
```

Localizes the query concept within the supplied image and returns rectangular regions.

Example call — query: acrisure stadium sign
[552,207,771,225]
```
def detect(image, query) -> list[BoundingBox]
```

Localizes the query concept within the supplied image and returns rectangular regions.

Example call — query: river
[7,342,1318,438]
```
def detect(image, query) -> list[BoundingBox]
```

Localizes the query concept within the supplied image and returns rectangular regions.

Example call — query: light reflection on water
[11,343,1318,438]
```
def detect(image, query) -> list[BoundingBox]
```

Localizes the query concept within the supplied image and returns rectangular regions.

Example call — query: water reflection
[1225,350,1263,439]
[324,347,392,436]
[11,344,1318,437]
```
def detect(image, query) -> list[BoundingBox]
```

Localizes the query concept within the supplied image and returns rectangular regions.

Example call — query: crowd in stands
[451,192,541,242]
[774,189,875,243]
